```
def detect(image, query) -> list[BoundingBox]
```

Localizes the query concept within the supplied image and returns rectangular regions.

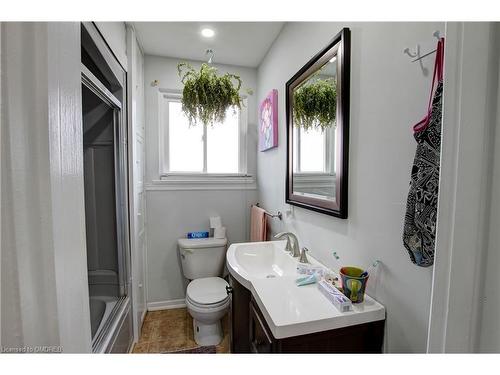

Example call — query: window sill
[293,173,336,189]
[146,174,256,191]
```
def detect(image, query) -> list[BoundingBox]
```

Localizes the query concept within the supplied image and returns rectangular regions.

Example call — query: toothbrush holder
[339,266,369,303]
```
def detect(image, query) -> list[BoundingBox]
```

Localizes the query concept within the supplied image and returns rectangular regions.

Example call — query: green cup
[339,266,369,303]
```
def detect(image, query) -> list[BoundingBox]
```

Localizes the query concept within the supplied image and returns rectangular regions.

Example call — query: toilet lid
[186,277,229,305]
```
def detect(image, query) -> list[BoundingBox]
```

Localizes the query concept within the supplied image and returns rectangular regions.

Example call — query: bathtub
[90,296,119,340]
[88,269,132,352]
[88,270,120,342]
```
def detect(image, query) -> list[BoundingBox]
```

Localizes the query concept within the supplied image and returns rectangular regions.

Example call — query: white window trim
[155,89,254,190]
[146,174,256,191]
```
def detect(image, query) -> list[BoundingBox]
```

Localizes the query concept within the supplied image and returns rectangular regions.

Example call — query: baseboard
[147,298,186,311]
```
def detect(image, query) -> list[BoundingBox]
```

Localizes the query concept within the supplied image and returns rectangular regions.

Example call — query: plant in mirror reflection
[293,77,337,131]
[177,62,252,127]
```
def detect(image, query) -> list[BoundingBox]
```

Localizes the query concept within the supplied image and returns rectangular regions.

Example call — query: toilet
[178,237,230,346]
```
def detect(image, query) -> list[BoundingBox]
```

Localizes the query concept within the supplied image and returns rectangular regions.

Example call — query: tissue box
[318,280,353,313]
[187,231,209,239]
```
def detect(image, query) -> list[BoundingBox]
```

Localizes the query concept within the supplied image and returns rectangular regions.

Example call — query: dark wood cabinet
[229,274,251,353]
[229,274,385,354]
[249,301,274,353]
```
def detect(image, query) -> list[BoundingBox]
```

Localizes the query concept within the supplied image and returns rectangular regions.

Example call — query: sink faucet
[274,232,300,258]
[299,247,309,264]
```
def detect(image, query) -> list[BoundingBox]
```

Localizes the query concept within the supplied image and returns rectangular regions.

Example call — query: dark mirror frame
[285,28,350,218]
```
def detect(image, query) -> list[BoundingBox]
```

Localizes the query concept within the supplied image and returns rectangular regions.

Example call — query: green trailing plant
[293,77,337,131]
[177,62,250,126]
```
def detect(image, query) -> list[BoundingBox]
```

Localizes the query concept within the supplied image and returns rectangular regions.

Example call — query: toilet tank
[178,237,228,280]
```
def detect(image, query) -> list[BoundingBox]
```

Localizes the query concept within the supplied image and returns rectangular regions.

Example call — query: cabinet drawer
[249,301,273,353]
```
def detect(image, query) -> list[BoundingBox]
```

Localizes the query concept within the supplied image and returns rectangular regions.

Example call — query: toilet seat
[186,277,229,308]
[186,297,229,312]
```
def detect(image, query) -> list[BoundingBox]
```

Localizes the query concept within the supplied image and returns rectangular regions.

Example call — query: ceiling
[133,22,284,68]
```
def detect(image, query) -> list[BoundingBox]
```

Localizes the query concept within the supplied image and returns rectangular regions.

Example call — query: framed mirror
[286,28,350,218]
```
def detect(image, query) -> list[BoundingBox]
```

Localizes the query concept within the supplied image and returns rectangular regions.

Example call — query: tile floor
[132,308,230,354]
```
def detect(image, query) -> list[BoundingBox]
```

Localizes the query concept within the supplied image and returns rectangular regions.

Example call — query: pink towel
[250,206,267,242]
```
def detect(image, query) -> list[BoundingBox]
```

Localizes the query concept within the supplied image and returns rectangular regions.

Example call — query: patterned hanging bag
[403,38,445,267]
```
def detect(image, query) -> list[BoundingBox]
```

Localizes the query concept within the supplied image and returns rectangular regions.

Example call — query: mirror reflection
[292,56,337,202]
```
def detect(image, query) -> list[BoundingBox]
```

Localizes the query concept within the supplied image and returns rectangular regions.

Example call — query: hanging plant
[293,77,337,131]
[177,62,249,126]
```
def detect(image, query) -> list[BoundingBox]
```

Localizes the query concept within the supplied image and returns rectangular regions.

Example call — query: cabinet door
[249,301,274,353]
[229,275,251,353]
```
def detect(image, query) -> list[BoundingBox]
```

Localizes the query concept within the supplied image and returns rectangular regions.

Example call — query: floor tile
[132,342,149,353]
[139,319,159,343]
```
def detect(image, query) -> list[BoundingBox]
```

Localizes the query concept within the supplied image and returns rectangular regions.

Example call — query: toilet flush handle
[180,248,194,259]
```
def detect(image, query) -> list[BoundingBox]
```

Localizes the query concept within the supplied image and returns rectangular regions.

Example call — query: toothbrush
[360,260,380,278]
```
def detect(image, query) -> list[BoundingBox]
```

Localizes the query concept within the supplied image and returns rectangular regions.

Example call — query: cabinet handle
[226,286,233,295]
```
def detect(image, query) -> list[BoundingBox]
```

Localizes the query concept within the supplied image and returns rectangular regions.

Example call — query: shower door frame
[81,64,131,352]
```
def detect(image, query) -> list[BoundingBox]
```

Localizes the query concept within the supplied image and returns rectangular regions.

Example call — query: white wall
[144,56,258,307]
[477,22,500,353]
[126,25,147,341]
[426,22,500,353]
[95,22,127,71]
[0,21,3,349]
[257,22,444,353]
[479,77,500,351]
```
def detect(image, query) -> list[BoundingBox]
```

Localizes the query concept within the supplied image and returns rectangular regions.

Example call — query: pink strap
[413,38,445,133]
[426,38,444,113]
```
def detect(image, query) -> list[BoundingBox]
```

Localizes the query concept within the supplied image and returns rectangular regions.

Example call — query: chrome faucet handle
[274,232,292,254]
[274,232,300,257]
[287,233,301,258]
[299,247,309,264]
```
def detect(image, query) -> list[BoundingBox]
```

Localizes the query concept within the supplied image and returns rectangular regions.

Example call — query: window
[293,126,335,174]
[160,92,247,176]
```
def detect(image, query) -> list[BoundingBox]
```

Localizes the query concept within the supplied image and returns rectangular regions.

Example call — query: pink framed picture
[259,89,278,151]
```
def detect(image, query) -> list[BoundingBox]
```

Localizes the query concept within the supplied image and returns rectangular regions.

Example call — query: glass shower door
[82,68,130,348]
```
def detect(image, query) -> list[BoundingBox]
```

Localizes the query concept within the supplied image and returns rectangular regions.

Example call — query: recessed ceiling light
[201,28,215,38]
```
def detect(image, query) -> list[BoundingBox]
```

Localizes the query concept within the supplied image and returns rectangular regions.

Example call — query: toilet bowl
[178,237,229,346]
[185,277,230,346]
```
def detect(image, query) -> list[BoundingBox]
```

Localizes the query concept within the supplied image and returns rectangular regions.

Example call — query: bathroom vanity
[226,241,386,353]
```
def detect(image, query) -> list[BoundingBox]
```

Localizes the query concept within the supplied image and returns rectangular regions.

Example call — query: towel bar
[252,203,282,221]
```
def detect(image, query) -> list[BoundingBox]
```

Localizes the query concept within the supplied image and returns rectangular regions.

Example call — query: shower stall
[81,22,133,353]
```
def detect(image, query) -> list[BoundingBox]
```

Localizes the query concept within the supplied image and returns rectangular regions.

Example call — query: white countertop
[226,241,385,339]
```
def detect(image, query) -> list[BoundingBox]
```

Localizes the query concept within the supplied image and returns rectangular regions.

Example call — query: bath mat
[165,346,216,354]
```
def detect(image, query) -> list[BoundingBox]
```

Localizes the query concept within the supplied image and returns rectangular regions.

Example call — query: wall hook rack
[206,49,215,64]
[403,45,419,59]
[404,30,442,63]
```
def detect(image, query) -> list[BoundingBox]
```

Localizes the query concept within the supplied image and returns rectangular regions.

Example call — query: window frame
[158,90,248,178]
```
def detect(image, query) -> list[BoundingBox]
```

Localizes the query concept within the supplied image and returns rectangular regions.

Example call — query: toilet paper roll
[214,226,226,239]
[209,216,222,228]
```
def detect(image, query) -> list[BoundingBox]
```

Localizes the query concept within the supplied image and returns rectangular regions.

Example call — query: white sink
[226,240,386,339]
[227,240,324,287]
[233,241,295,279]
